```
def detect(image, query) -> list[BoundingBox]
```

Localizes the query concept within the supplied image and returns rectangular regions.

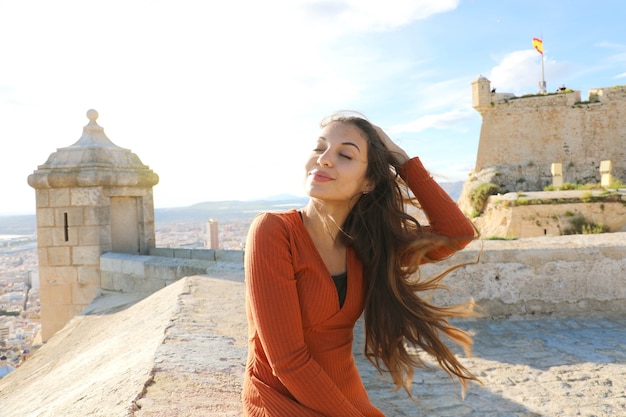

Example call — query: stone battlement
[469,77,626,192]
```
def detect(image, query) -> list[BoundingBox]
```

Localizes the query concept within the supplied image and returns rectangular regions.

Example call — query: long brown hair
[323,113,480,395]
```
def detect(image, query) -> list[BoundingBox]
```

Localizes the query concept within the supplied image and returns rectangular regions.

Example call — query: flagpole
[541,49,546,94]
[540,33,546,94]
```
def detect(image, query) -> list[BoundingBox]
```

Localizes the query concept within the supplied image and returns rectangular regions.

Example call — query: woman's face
[304,121,374,203]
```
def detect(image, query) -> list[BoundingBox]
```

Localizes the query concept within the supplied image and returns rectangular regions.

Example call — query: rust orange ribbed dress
[242,158,475,416]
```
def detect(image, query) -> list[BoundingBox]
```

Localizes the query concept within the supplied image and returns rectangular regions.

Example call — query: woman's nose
[317,150,332,167]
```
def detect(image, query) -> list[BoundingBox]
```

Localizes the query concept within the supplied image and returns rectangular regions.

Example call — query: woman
[243,112,478,416]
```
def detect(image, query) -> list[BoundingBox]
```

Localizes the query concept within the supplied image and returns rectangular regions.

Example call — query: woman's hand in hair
[373,125,410,165]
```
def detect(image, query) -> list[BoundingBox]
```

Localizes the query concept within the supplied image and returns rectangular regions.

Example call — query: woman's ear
[362,180,375,194]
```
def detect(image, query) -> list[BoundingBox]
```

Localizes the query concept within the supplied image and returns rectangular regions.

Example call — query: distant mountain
[155,196,310,224]
[155,181,465,225]
[440,181,464,201]
[0,214,36,235]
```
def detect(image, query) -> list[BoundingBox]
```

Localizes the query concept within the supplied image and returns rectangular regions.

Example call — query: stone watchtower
[471,74,492,114]
[28,110,159,341]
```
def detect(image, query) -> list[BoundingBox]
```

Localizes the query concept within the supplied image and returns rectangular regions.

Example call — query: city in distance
[0,181,463,237]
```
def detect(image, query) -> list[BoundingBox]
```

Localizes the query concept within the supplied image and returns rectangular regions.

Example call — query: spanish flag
[532,37,543,55]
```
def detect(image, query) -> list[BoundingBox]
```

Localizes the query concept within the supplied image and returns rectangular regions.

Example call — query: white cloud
[390,109,473,134]
[488,50,543,94]
[298,0,459,33]
[488,49,585,95]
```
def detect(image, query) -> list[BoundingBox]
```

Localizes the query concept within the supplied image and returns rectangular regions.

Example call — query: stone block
[49,189,71,207]
[43,283,73,305]
[36,208,55,227]
[78,266,101,286]
[78,226,102,246]
[40,318,68,342]
[35,189,50,208]
[176,263,210,279]
[191,249,215,261]
[83,206,110,226]
[145,261,177,281]
[47,247,71,266]
[173,249,192,259]
[72,284,100,305]
[149,248,175,258]
[72,245,102,265]
[68,303,88,318]
[112,274,137,294]
[39,285,53,305]
[100,271,115,291]
[216,250,244,263]
[52,227,78,246]
[601,173,613,187]
[37,247,49,267]
[100,253,125,273]
[121,257,149,276]
[45,266,78,285]
[600,160,612,173]
[136,277,168,294]
[71,187,103,206]
[56,207,84,226]
[37,228,54,248]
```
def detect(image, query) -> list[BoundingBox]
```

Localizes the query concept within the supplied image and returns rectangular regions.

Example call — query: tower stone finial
[71,108,119,148]
[87,108,98,121]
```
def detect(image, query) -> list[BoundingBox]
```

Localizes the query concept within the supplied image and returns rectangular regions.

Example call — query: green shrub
[516,197,529,205]
[562,214,610,235]
[468,183,500,217]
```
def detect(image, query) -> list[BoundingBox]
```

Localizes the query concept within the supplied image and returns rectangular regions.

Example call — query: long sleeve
[399,157,476,260]
[244,213,366,416]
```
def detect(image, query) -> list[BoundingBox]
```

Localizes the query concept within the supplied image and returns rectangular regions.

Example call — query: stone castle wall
[473,84,626,192]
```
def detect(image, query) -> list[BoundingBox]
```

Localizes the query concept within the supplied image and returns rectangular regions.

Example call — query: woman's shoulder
[250,209,301,232]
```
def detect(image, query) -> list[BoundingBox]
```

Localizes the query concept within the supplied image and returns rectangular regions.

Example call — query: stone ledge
[100,252,242,294]
[424,232,626,317]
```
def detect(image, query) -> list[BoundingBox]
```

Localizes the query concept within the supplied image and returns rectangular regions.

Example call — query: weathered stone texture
[423,232,626,317]
[474,87,626,189]
[474,192,626,238]
[28,110,159,341]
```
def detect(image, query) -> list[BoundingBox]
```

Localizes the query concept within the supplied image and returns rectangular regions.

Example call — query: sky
[2,0,626,215]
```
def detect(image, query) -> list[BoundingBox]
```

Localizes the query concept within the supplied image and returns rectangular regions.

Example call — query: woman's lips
[310,171,333,182]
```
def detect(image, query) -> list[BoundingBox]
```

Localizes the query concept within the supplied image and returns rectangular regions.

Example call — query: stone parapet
[148,247,243,262]
[100,250,244,294]
[494,89,581,108]
[423,232,626,318]
[105,233,624,319]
